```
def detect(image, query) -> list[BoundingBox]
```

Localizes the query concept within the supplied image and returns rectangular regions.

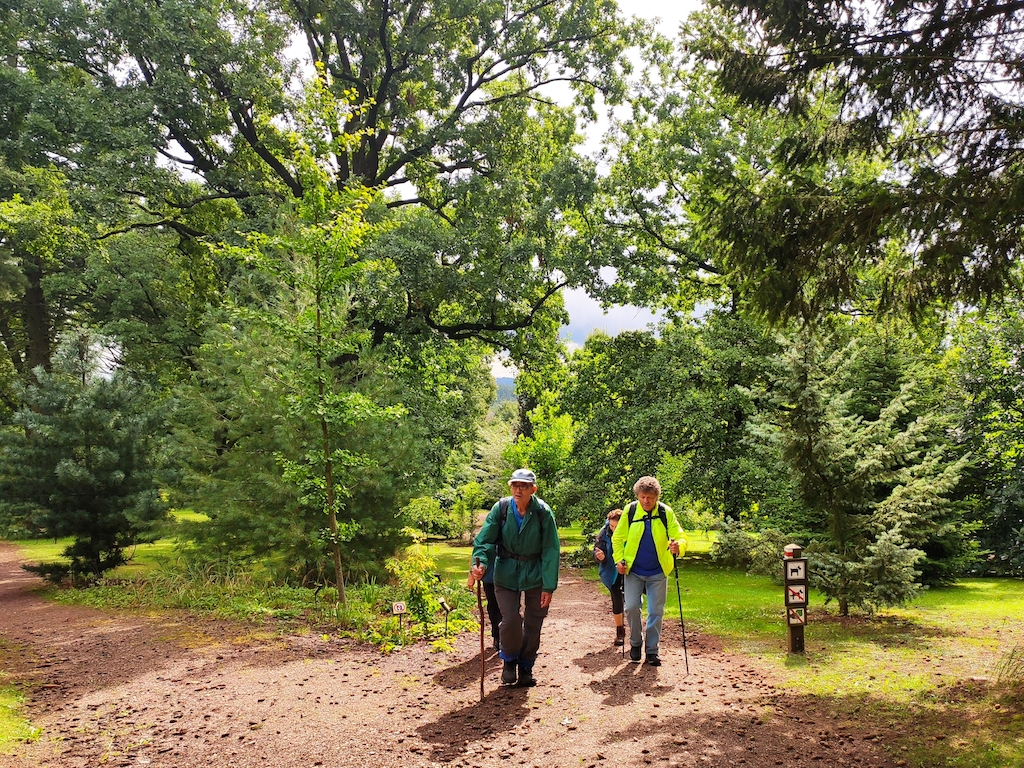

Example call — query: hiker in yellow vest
[612,476,685,667]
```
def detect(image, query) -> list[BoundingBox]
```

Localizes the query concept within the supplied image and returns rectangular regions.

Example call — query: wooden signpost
[783,544,808,653]
[392,601,407,635]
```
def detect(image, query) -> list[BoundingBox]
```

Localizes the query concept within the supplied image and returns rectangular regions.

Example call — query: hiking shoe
[645,654,661,667]
[517,668,537,687]
[629,645,641,662]
[614,626,625,646]
[501,660,518,685]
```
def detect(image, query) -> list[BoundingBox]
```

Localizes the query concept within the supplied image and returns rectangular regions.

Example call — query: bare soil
[0,543,904,768]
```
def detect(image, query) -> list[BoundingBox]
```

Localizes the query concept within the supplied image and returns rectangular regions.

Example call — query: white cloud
[560,288,662,346]
[490,353,518,379]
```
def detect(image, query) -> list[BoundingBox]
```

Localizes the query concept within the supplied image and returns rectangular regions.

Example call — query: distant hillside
[495,377,516,403]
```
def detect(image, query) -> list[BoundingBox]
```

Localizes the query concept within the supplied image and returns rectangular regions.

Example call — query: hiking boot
[614,626,625,646]
[501,660,518,685]
[645,653,661,667]
[517,667,536,687]
[629,644,641,662]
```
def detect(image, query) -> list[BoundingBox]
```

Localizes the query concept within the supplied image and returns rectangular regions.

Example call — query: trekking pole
[475,557,485,701]
[619,562,626,660]
[673,554,689,675]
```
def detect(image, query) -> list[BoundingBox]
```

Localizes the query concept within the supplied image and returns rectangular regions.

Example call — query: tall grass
[995,642,1024,694]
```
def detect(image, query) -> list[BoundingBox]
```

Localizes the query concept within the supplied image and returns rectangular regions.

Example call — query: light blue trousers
[624,571,668,655]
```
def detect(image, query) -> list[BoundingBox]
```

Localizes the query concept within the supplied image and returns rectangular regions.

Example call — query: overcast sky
[492,0,703,378]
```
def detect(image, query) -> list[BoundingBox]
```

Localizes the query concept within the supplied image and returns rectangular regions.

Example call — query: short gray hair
[633,476,661,496]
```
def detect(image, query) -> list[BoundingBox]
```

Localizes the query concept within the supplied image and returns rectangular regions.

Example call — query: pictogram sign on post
[783,544,808,653]
[392,601,407,634]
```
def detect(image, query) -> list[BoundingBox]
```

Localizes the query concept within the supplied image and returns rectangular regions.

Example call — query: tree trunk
[22,252,52,377]
[315,255,346,604]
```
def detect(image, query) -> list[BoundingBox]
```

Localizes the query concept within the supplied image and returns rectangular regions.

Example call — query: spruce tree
[775,328,967,615]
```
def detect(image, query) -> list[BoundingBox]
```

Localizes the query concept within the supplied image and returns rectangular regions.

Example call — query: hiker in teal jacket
[612,475,685,667]
[471,468,560,687]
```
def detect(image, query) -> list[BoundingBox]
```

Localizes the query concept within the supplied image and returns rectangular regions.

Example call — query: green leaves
[696,0,1024,317]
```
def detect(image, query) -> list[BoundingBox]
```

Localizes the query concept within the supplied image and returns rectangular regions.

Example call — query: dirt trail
[0,543,900,767]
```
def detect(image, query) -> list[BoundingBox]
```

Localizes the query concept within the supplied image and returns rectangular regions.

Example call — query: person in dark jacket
[470,468,560,687]
[593,508,625,646]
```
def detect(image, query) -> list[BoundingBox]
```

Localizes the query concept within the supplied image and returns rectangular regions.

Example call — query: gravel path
[0,543,900,768]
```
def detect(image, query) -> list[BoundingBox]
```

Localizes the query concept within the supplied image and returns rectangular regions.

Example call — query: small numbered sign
[785,559,807,581]
[785,583,808,606]
[392,602,407,615]
[788,607,807,625]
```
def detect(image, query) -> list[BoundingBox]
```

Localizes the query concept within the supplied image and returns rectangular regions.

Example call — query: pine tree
[0,333,168,582]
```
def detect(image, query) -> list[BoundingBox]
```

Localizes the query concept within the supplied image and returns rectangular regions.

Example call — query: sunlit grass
[9,509,207,580]
[169,510,209,523]
[8,538,68,564]
[0,678,40,747]
[423,540,471,581]
[558,525,586,548]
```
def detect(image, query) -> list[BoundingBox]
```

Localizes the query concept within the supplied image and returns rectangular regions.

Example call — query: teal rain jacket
[472,495,560,594]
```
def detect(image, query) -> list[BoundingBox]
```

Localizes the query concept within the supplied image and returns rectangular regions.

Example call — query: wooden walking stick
[475,557,485,701]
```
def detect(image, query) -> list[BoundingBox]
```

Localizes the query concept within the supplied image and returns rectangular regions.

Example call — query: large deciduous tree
[12,0,648,348]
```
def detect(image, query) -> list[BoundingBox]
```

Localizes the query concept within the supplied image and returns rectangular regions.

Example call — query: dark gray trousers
[494,584,549,668]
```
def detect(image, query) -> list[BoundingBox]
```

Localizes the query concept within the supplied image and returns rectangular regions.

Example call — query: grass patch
[168,509,209,523]
[8,509,207,581]
[558,525,586,548]
[0,672,40,747]
[651,561,1024,768]
[423,540,470,581]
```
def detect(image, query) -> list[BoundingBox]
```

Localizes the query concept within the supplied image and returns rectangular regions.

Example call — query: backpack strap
[498,497,510,537]
[627,500,668,529]
[493,496,543,562]
[626,501,638,526]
